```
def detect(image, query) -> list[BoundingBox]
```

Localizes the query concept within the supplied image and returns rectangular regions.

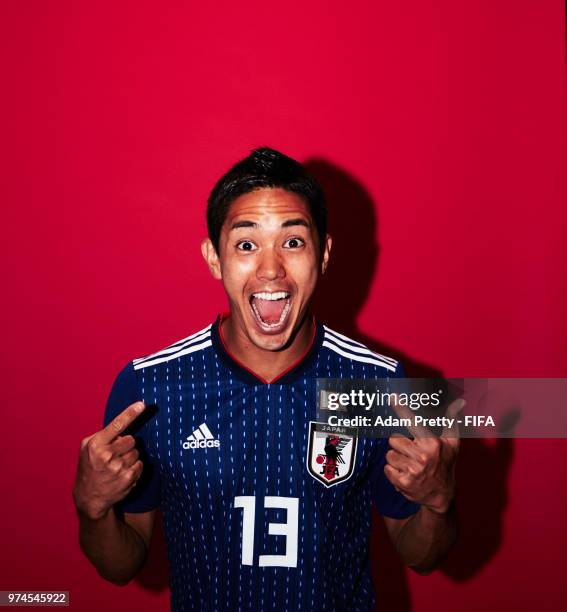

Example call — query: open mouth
[249,291,292,332]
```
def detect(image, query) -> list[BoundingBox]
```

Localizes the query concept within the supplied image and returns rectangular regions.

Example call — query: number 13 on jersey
[234,496,299,568]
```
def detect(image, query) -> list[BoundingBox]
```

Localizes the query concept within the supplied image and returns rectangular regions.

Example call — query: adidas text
[183,439,220,450]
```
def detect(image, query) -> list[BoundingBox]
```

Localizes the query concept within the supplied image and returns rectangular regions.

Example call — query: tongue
[254,298,286,324]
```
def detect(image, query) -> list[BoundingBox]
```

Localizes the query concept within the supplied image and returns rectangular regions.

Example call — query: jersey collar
[211,312,324,385]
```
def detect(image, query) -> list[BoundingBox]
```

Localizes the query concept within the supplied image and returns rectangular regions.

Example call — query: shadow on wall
[132,157,515,610]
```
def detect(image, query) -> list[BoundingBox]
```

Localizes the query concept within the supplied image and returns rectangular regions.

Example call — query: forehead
[224,187,313,227]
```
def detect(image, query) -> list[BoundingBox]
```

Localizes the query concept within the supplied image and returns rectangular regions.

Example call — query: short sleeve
[370,439,421,519]
[103,362,161,514]
[371,359,421,519]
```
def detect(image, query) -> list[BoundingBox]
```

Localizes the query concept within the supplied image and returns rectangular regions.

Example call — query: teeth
[252,291,289,301]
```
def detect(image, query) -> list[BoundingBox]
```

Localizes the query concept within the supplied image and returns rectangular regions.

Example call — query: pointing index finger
[98,401,145,444]
[441,398,466,440]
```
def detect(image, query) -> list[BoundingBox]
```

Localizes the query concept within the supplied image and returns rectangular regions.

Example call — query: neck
[220,313,315,383]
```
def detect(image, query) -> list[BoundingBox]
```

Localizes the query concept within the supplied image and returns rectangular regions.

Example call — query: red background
[1,1,566,610]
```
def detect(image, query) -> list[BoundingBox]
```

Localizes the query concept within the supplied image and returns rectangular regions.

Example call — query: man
[73,147,459,611]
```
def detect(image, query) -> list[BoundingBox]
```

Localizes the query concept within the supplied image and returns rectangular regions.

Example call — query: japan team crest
[306,421,358,487]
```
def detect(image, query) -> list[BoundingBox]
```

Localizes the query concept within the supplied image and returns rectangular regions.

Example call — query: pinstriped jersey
[104,314,420,612]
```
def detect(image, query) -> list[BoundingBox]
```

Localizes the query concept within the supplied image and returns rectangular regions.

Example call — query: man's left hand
[384,398,465,514]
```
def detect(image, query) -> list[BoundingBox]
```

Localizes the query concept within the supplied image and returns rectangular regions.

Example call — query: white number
[234,495,299,568]
[233,496,255,565]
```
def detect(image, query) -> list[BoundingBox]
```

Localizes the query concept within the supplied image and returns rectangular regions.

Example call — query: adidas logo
[182,423,221,450]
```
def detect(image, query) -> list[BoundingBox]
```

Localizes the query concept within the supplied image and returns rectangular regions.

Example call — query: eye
[236,240,257,251]
[283,237,305,249]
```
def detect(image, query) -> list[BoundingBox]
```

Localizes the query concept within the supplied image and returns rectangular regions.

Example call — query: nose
[256,246,285,281]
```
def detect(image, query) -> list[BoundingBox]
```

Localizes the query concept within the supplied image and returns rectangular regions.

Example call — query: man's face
[202,187,331,351]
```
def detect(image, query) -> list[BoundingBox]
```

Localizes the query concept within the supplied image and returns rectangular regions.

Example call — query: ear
[201,238,222,280]
[321,234,332,275]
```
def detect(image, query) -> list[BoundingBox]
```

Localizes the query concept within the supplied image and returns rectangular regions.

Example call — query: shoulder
[319,324,402,375]
[131,323,213,371]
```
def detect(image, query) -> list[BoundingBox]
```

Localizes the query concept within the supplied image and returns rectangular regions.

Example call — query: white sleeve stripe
[133,328,211,364]
[323,328,398,366]
[322,340,397,372]
[133,339,213,370]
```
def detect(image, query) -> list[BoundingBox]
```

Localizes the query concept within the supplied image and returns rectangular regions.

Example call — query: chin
[247,320,295,352]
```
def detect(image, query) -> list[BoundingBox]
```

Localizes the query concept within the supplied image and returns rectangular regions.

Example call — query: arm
[384,503,457,575]
[381,398,464,573]
[75,507,155,585]
[72,400,153,585]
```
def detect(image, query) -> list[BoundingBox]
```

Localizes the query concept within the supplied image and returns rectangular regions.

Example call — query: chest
[140,375,378,508]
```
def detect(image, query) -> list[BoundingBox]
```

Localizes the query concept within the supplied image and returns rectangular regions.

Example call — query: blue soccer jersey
[103,314,420,612]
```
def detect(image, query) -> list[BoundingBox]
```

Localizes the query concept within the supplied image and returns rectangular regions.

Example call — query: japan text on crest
[306,421,358,488]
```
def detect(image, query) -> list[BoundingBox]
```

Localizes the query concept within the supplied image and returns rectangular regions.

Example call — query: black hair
[206,147,327,253]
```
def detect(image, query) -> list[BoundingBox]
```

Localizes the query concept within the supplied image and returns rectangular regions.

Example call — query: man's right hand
[73,401,146,520]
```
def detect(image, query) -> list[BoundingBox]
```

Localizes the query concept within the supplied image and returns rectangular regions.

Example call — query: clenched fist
[73,401,146,520]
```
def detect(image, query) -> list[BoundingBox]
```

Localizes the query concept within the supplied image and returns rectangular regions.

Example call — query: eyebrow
[230,218,311,231]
